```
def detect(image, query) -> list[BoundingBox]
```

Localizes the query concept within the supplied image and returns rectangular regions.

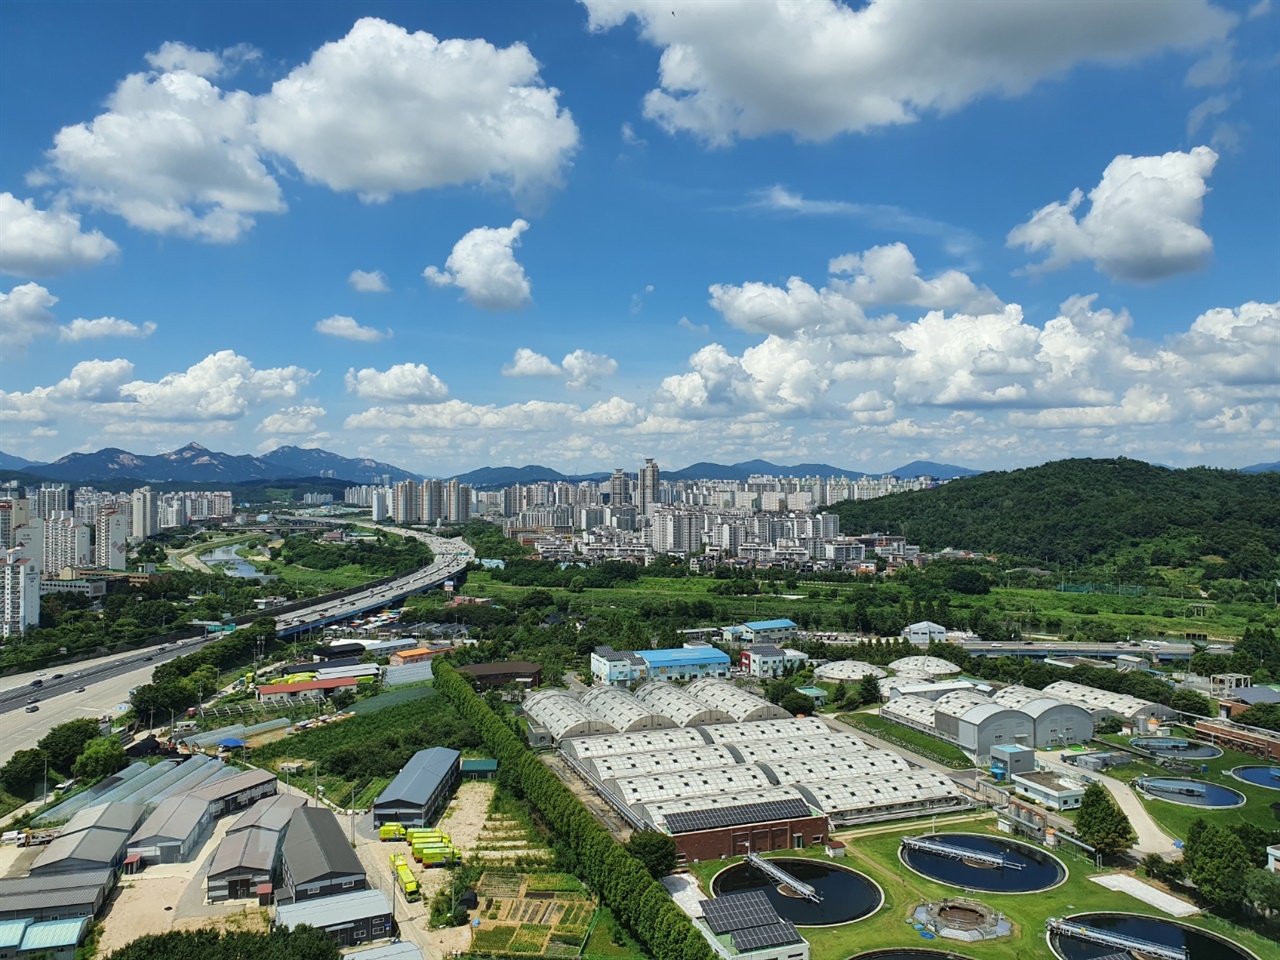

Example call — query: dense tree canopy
[106,926,339,960]
[1075,782,1136,856]
[37,718,103,770]
[626,831,678,879]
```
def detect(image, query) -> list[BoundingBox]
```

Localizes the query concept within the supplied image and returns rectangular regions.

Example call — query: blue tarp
[217,738,247,748]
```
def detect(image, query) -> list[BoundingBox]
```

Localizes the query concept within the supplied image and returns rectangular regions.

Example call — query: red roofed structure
[257,677,359,705]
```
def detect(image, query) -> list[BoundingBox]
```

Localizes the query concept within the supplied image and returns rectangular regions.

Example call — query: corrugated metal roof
[181,767,276,803]
[345,942,424,960]
[283,806,364,885]
[130,795,211,845]
[31,827,127,872]
[743,619,797,630]
[63,801,145,836]
[0,920,28,948]
[374,747,460,808]
[275,889,389,929]
[228,793,305,835]
[460,759,497,772]
[18,917,88,950]
[208,825,279,877]
[637,648,730,668]
[0,868,112,899]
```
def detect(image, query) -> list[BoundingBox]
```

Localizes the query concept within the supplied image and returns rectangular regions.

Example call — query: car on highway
[25,704,38,713]
[30,679,43,688]
[27,696,39,704]
[51,673,64,680]
[143,656,154,661]
[74,686,87,693]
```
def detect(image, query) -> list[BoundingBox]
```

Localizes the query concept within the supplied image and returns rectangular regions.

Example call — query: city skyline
[1,1,1277,476]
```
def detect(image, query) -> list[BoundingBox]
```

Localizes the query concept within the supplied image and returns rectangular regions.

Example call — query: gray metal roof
[228,793,306,835]
[180,767,276,803]
[31,827,127,872]
[275,888,389,930]
[283,806,364,884]
[0,868,112,897]
[0,872,109,915]
[208,826,279,878]
[61,801,145,836]
[344,942,424,960]
[130,795,211,845]
[374,747,460,809]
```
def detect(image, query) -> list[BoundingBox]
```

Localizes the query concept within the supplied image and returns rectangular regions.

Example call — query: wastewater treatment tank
[851,951,976,960]
[1048,912,1256,960]
[1231,766,1280,790]
[899,833,1065,893]
[1129,737,1222,760]
[711,857,882,926]
[1135,776,1245,808]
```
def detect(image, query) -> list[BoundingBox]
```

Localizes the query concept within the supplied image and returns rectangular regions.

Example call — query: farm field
[471,871,594,957]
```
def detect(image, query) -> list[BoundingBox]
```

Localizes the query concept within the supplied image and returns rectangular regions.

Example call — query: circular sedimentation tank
[1135,776,1245,807]
[1129,736,1222,760]
[1048,912,1256,960]
[1230,765,1280,790]
[711,857,882,926]
[898,833,1066,893]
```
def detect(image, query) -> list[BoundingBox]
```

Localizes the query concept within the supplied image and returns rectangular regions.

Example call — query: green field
[838,712,975,769]
[685,822,1276,960]
[459,569,1268,642]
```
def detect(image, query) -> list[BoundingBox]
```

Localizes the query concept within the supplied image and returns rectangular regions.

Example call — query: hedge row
[434,663,715,960]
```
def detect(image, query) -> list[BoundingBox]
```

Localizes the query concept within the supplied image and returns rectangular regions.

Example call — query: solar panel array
[664,796,812,834]
[700,891,803,951]
[701,891,776,934]
[730,921,803,951]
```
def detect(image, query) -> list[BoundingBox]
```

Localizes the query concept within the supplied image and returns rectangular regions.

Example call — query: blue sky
[1,0,1277,476]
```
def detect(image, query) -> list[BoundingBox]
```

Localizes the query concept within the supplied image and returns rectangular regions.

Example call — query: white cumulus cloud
[345,363,448,402]
[424,219,532,310]
[0,194,120,278]
[144,41,259,79]
[0,282,59,350]
[58,317,156,342]
[117,351,315,421]
[316,315,390,342]
[257,405,326,434]
[255,18,578,202]
[348,269,389,293]
[503,348,562,378]
[828,242,1002,313]
[1008,146,1219,281]
[561,350,619,389]
[583,0,1233,144]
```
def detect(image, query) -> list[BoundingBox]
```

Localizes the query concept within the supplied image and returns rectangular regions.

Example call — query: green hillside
[830,458,1280,571]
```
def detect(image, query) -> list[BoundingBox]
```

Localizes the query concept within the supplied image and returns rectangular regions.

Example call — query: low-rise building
[372,748,460,827]
[0,917,89,960]
[590,646,648,686]
[0,869,114,923]
[257,677,360,706]
[636,647,731,682]
[279,807,367,904]
[901,621,947,644]
[456,660,542,689]
[734,619,798,645]
[1011,770,1085,811]
[128,795,215,864]
[274,889,393,947]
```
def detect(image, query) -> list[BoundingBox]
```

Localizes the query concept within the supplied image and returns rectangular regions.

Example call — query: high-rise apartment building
[446,480,471,523]
[0,498,32,550]
[609,468,629,507]
[421,480,445,523]
[131,486,158,540]
[392,480,421,524]
[96,510,129,570]
[0,549,40,636]
[35,483,71,519]
[637,458,659,515]
[44,515,91,572]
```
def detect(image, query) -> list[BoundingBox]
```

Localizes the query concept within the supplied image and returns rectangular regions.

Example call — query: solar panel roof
[731,921,803,951]
[665,796,812,834]
[701,891,778,934]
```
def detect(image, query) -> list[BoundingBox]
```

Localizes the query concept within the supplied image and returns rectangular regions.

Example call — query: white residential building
[1,549,40,636]
[95,511,129,570]
[44,515,91,571]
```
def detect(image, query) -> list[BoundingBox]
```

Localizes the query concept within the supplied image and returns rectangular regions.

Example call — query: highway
[1,529,472,768]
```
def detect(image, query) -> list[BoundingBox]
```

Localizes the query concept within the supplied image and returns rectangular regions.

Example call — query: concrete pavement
[1034,749,1178,856]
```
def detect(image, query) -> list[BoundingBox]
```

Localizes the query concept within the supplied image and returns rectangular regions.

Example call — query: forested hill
[829,458,1280,568]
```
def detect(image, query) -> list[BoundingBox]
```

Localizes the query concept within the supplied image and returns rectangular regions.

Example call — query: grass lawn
[1094,730,1280,840]
[683,819,1276,960]
[582,906,647,959]
[838,712,975,769]
[244,558,375,591]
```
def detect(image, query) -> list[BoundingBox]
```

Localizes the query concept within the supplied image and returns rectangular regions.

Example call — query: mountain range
[1,443,1273,488]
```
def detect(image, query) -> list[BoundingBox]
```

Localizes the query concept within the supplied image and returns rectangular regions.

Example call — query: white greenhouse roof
[726,734,866,764]
[634,681,735,726]
[887,656,960,677]
[586,744,740,781]
[605,765,773,806]
[813,660,887,682]
[1043,681,1165,718]
[524,691,616,741]
[581,686,675,732]
[880,695,939,727]
[686,678,791,722]
[794,769,960,813]
[698,716,829,744]
[559,727,709,760]
[932,690,994,719]
[756,751,911,786]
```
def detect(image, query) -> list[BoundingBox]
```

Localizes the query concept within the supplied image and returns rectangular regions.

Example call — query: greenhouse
[524,690,616,742]
[585,744,740,781]
[581,685,675,732]
[887,655,961,678]
[686,678,792,722]
[814,660,887,682]
[559,726,709,761]
[634,681,733,727]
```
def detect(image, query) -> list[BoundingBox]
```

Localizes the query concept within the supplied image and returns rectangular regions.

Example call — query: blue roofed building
[635,647,731,682]
[0,916,90,959]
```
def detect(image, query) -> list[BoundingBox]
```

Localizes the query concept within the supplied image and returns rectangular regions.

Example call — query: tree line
[433,662,715,960]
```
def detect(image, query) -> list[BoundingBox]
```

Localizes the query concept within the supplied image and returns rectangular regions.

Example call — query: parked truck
[379,822,406,842]
[412,842,459,867]
[388,853,420,901]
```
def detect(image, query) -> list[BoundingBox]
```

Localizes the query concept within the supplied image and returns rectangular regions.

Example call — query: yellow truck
[388,854,420,901]
[379,822,406,842]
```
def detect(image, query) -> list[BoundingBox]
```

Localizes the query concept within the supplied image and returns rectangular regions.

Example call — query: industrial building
[738,645,808,678]
[588,645,733,686]
[0,917,89,960]
[932,691,1033,763]
[456,660,542,689]
[725,619,799,644]
[206,794,305,902]
[901,621,948,643]
[813,660,886,683]
[990,684,1095,748]
[694,890,808,960]
[1042,681,1176,726]
[29,803,144,876]
[279,806,367,904]
[257,676,360,705]
[127,795,215,864]
[0,869,114,923]
[557,712,967,861]
[887,656,960,678]
[372,747,460,827]
[179,767,277,819]
[274,889,393,947]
